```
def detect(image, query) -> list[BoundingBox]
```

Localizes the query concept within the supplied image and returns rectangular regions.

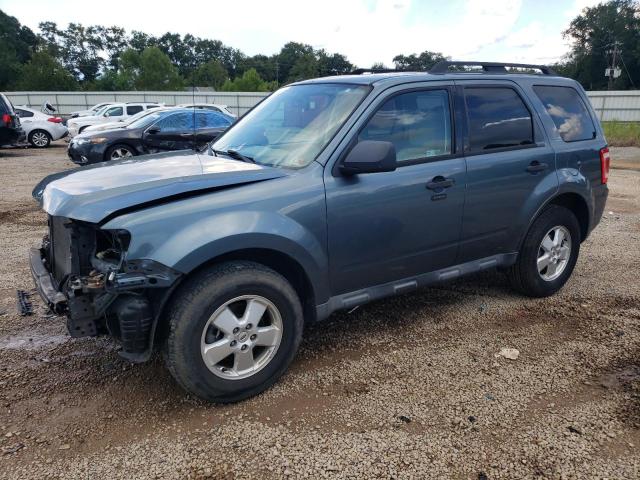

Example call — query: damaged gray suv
[31,62,609,402]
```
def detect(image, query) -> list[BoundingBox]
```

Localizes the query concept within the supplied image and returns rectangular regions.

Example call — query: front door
[143,111,196,151]
[324,86,466,295]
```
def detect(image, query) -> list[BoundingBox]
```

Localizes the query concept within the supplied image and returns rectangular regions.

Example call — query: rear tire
[508,205,581,297]
[28,130,51,148]
[164,261,304,403]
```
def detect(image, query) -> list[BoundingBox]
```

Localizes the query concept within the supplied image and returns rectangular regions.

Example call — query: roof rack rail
[350,68,400,75]
[429,61,557,75]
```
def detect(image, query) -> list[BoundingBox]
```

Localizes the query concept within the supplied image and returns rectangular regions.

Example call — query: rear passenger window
[464,87,533,151]
[197,111,232,128]
[126,105,143,115]
[359,89,451,163]
[533,86,595,142]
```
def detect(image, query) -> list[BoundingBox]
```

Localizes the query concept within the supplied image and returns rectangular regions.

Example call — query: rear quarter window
[533,85,595,142]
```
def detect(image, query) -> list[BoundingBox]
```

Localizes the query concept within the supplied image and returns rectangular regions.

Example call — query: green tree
[16,51,77,90]
[0,10,38,89]
[221,68,272,92]
[560,0,639,90]
[317,51,353,76]
[135,47,183,90]
[39,21,105,82]
[192,59,228,89]
[392,50,448,71]
[277,42,316,82]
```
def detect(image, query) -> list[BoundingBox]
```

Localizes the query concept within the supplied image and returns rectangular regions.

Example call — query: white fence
[5,89,640,121]
[4,91,270,117]
[585,91,640,122]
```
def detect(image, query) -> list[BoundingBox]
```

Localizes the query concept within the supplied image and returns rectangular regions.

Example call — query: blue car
[31,61,609,402]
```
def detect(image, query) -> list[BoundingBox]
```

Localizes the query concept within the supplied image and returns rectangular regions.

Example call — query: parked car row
[0,94,238,152]
[67,102,162,137]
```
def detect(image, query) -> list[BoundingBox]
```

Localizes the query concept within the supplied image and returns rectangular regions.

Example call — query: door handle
[426,176,454,190]
[179,132,193,137]
[526,161,548,173]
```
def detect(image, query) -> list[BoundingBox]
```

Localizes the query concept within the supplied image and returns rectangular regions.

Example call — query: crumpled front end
[30,215,181,361]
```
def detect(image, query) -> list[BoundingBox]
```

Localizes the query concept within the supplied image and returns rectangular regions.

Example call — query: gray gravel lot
[0,142,639,479]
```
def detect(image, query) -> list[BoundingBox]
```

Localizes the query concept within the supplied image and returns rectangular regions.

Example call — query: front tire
[105,144,135,161]
[164,261,304,403]
[28,130,51,148]
[508,205,581,297]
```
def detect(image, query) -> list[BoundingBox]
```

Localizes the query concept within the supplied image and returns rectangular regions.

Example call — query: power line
[618,52,636,89]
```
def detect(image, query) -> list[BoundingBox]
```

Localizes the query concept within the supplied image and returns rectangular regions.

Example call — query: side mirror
[340,140,397,175]
[147,126,160,134]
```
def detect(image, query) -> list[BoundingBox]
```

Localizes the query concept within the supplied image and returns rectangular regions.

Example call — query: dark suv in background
[0,93,25,147]
[30,61,609,403]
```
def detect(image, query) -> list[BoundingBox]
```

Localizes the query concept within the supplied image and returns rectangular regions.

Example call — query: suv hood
[34,150,288,223]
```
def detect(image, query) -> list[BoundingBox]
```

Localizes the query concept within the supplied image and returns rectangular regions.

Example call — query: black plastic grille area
[49,215,73,285]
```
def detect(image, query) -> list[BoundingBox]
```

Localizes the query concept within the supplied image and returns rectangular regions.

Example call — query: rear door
[324,83,466,294]
[455,80,558,262]
[196,111,233,147]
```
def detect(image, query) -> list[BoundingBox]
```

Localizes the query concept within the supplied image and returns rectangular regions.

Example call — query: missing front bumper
[29,247,67,313]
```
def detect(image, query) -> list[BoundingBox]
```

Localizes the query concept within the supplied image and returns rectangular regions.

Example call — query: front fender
[105,209,330,303]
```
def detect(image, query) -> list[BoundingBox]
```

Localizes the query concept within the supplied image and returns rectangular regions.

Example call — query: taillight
[47,117,63,123]
[2,114,10,126]
[599,147,610,184]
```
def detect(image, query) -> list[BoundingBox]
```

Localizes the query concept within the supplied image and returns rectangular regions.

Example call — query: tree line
[1,0,638,92]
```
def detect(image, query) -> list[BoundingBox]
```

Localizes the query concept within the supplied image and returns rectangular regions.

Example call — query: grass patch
[602,121,640,147]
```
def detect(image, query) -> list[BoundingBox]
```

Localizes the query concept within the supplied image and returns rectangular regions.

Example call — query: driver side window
[155,112,195,132]
[359,89,452,164]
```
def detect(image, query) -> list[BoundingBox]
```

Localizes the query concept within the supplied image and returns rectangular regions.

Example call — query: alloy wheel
[31,131,49,147]
[537,225,571,281]
[200,295,283,380]
[110,147,133,159]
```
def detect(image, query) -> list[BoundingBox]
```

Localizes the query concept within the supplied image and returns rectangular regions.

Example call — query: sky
[0,0,603,67]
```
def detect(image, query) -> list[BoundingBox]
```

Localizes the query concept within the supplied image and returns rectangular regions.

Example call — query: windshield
[211,83,370,168]
[93,105,112,116]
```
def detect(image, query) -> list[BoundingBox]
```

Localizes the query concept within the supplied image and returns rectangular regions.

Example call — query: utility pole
[275,60,279,87]
[606,41,622,91]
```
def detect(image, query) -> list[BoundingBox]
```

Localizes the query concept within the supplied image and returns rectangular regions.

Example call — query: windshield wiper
[211,147,255,164]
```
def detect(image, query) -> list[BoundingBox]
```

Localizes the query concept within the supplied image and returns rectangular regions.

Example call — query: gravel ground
[0,142,639,479]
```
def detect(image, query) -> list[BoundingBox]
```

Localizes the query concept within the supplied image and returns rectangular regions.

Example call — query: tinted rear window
[464,87,533,152]
[0,95,11,114]
[533,85,595,142]
[126,105,143,115]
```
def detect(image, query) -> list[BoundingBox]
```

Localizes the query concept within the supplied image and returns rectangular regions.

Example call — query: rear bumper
[29,247,67,313]
[591,184,608,234]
